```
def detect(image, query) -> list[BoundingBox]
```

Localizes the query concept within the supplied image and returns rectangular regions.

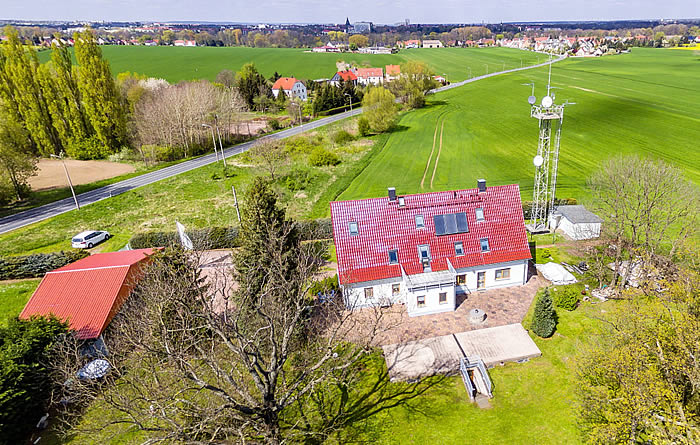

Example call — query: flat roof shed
[19,249,155,339]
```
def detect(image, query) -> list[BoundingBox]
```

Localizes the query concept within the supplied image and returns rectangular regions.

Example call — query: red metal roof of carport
[19,248,155,339]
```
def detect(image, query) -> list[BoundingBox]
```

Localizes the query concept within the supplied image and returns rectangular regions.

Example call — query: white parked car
[72,230,110,249]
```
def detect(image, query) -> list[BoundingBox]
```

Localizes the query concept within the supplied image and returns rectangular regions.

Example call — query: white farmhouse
[355,68,384,85]
[549,205,602,240]
[422,39,444,48]
[330,181,532,317]
[271,77,307,101]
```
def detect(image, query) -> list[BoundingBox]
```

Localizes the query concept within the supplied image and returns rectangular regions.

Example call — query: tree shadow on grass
[387,124,410,134]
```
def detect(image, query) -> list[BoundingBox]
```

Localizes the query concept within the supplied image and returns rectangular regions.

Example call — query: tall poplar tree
[74,29,128,153]
[0,27,62,155]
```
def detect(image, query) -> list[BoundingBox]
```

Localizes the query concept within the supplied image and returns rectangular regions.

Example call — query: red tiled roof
[356,68,383,78]
[335,70,357,81]
[386,64,401,75]
[20,249,155,339]
[272,77,300,91]
[330,185,531,285]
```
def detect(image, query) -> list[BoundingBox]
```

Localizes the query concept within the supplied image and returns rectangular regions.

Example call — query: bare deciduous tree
[249,139,288,180]
[588,156,699,289]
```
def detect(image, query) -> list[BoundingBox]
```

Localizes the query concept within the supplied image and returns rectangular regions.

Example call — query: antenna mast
[526,52,566,233]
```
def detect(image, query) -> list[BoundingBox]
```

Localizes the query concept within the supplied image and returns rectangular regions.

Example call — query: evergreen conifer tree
[532,288,557,338]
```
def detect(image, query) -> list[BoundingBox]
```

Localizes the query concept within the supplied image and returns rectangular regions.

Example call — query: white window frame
[392,283,400,296]
[480,238,490,252]
[454,242,464,256]
[475,207,485,221]
[364,287,374,299]
[415,214,425,228]
[439,292,448,304]
[417,295,426,308]
[456,274,466,286]
[349,221,359,235]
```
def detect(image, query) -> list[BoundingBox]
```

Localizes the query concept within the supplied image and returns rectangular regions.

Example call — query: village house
[549,205,602,240]
[173,39,196,47]
[330,181,532,317]
[271,77,308,101]
[355,67,384,85]
[399,39,421,48]
[358,46,392,54]
[422,39,444,48]
[385,64,401,82]
[329,70,358,87]
[20,249,155,340]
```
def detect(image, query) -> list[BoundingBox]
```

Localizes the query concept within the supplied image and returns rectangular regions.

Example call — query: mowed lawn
[338,48,700,206]
[0,279,40,323]
[36,46,542,83]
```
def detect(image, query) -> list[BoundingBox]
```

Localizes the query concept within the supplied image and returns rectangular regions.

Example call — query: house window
[475,208,484,221]
[480,238,490,252]
[418,244,431,263]
[477,271,486,289]
[417,295,426,308]
[454,242,464,256]
[392,283,400,296]
[495,268,511,280]
[349,221,359,235]
[398,196,405,207]
[364,287,374,299]
[388,249,398,264]
[456,274,466,286]
[439,292,447,304]
[415,214,425,228]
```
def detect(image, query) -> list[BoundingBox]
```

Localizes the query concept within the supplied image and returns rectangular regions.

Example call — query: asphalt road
[0,52,565,235]
[0,107,363,234]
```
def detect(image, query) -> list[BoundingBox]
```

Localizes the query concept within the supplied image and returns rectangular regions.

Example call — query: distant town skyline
[2,0,699,24]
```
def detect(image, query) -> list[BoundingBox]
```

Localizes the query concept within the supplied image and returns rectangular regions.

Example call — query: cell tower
[524,54,568,233]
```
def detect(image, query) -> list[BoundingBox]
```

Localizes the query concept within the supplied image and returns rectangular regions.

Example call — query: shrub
[0,250,89,280]
[309,147,340,167]
[540,248,552,259]
[553,286,580,311]
[296,218,333,240]
[210,171,222,180]
[332,130,355,145]
[268,119,282,131]
[129,227,240,250]
[358,117,371,137]
[309,275,340,297]
[222,165,239,178]
[283,168,316,191]
[285,136,320,154]
[531,288,557,338]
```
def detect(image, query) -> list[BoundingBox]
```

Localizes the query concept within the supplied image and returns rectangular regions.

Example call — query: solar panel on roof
[445,213,457,234]
[433,215,446,235]
[456,212,468,232]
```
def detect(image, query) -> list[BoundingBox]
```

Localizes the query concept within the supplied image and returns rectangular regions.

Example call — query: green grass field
[338,48,700,206]
[37,46,542,84]
[0,279,40,324]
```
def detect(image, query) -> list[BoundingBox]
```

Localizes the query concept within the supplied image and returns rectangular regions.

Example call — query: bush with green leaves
[0,250,89,280]
[309,274,340,297]
[268,119,282,131]
[285,136,321,154]
[282,167,316,191]
[358,117,371,137]
[65,136,112,160]
[553,286,580,311]
[532,288,557,338]
[332,130,355,145]
[0,316,68,443]
[309,147,340,167]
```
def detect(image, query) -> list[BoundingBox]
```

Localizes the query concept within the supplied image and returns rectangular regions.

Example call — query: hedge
[0,250,89,280]
[128,219,333,250]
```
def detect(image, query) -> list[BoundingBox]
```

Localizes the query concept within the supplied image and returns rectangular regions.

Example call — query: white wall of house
[342,259,528,317]
[357,76,383,86]
[405,283,456,316]
[272,81,307,101]
[558,218,601,240]
[454,259,528,294]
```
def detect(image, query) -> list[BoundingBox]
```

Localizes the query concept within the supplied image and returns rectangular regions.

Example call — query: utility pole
[50,152,79,210]
[231,185,241,222]
[202,124,219,161]
[344,92,352,112]
[214,115,227,168]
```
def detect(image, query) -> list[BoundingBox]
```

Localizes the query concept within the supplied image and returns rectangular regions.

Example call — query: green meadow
[37,46,542,83]
[338,48,700,205]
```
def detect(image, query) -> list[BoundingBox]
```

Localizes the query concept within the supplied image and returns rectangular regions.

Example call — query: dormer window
[349,221,359,235]
[480,238,490,252]
[388,249,398,264]
[455,242,464,256]
[398,196,405,207]
[475,208,484,221]
[415,214,424,228]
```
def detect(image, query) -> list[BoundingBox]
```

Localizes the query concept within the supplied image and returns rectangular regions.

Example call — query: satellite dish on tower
[527,95,536,105]
[541,96,553,107]
[533,155,544,167]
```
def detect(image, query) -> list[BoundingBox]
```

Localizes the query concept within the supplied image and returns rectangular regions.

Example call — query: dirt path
[430,121,445,189]
[29,159,136,191]
[420,120,440,189]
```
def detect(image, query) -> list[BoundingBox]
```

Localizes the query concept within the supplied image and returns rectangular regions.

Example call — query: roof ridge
[49,264,131,274]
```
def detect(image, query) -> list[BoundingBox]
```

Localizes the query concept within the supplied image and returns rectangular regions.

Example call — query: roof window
[349,221,359,235]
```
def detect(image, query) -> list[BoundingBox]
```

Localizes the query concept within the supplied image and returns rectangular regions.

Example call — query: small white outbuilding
[550,205,602,240]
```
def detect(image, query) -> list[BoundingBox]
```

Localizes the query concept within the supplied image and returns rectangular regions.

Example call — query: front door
[477,271,486,290]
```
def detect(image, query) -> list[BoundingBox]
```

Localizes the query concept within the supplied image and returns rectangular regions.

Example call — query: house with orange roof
[271,77,307,101]
[330,70,358,87]
[385,64,401,82]
[355,67,384,85]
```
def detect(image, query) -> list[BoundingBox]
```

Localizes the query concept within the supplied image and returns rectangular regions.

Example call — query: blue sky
[3,0,698,24]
